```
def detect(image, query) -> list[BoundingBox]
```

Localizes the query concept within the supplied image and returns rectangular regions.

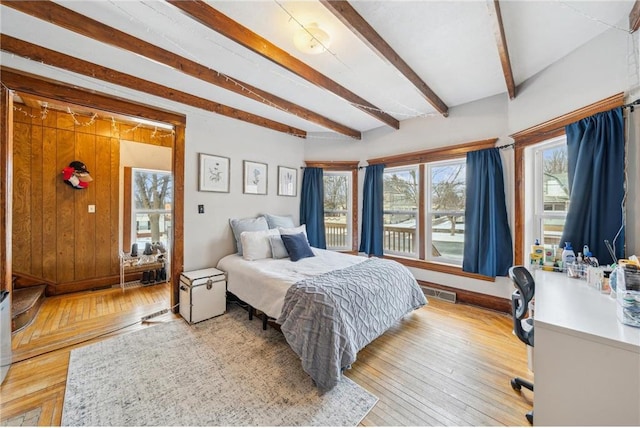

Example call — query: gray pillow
[269,235,289,259]
[263,213,295,229]
[229,216,268,256]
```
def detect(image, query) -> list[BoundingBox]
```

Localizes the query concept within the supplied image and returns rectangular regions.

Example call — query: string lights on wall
[9,100,174,140]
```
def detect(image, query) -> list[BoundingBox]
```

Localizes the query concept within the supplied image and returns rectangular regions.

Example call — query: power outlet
[198,204,204,214]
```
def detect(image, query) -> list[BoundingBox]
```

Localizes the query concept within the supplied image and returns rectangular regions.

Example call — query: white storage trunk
[179,267,226,324]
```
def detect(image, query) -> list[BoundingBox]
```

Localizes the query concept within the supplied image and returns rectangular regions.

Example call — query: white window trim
[383,165,419,258]
[425,159,465,266]
[131,167,172,247]
[528,136,567,249]
[324,171,352,251]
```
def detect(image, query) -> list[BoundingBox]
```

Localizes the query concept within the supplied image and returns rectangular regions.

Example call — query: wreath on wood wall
[61,161,93,189]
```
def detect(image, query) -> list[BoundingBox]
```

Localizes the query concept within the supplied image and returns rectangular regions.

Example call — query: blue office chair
[508,266,534,425]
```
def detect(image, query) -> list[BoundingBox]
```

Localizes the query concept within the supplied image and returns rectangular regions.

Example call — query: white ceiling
[0,0,636,137]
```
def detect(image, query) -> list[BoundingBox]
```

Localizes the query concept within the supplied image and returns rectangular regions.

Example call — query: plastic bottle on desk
[585,251,598,267]
[562,242,576,264]
[531,239,544,257]
[563,242,577,277]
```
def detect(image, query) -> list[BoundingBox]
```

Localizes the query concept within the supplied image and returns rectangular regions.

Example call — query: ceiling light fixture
[293,23,331,55]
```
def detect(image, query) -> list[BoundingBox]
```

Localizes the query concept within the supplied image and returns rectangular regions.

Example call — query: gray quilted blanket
[276,257,427,391]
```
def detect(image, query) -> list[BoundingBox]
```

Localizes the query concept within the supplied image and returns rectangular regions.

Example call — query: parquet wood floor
[0,284,533,426]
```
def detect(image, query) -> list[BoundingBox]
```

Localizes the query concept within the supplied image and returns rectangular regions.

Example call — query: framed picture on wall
[277,166,297,197]
[199,153,230,192]
[243,160,268,195]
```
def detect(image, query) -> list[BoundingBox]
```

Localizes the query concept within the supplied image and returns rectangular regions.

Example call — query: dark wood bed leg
[248,305,254,320]
[262,313,267,330]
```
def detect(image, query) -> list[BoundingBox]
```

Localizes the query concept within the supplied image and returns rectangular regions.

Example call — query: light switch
[88,205,96,213]
[198,205,204,214]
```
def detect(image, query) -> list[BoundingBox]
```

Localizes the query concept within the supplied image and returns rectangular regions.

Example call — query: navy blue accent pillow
[280,233,315,262]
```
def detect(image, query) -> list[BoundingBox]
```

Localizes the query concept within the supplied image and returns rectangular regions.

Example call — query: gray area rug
[62,305,377,426]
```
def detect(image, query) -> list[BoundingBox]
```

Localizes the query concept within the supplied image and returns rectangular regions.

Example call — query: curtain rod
[496,143,514,150]
[623,98,640,112]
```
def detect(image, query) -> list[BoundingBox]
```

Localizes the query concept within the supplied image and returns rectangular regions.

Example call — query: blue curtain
[559,108,625,264]
[300,167,326,249]
[359,164,385,256]
[463,148,513,277]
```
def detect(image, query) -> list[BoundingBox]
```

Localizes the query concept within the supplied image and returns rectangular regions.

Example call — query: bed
[217,247,427,391]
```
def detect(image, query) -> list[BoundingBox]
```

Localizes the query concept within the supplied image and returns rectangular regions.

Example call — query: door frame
[0,70,185,311]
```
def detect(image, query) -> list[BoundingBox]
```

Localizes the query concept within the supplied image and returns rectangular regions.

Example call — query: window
[383,166,419,257]
[132,168,173,251]
[367,138,495,276]
[532,136,569,249]
[323,171,352,250]
[426,159,466,264]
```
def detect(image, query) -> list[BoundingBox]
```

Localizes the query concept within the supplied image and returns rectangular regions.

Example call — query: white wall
[183,112,304,271]
[305,24,637,300]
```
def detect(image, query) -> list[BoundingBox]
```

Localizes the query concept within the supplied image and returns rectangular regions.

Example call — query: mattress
[216,248,367,319]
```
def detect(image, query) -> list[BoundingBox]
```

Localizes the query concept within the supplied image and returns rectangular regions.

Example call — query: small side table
[179,267,226,324]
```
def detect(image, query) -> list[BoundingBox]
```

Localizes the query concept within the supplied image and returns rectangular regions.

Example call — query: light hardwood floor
[0,284,533,426]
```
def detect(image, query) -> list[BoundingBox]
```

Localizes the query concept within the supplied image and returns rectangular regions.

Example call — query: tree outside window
[383,166,419,256]
[133,169,173,250]
[427,161,466,263]
[323,172,351,250]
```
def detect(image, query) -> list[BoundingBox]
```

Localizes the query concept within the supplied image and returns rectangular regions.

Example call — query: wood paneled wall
[12,104,172,294]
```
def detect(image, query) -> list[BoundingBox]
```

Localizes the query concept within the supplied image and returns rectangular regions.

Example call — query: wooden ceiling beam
[1,0,357,139]
[0,35,306,138]
[0,67,187,126]
[320,0,449,117]
[166,0,399,130]
[631,0,640,32]
[486,0,516,100]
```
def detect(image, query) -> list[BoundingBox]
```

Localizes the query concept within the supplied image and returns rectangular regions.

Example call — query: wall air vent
[421,286,457,303]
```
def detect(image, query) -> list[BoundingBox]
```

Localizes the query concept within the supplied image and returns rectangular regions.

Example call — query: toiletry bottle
[562,242,576,265]
[585,251,598,267]
[531,239,544,257]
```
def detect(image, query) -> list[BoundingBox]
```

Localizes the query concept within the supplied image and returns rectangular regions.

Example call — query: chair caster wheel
[511,379,521,391]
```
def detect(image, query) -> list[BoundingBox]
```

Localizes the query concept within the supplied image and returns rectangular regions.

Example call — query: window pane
[383,167,418,211]
[323,172,351,250]
[383,213,417,255]
[134,212,172,249]
[133,171,173,211]
[383,167,418,256]
[430,164,465,211]
[431,214,464,262]
[542,145,569,213]
[133,169,172,249]
[542,217,565,247]
[323,175,348,210]
[324,212,348,248]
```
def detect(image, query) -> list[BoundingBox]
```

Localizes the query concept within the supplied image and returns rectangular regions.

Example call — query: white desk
[533,270,640,426]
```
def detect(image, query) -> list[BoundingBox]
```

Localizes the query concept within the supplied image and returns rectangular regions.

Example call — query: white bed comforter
[216,248,367,319]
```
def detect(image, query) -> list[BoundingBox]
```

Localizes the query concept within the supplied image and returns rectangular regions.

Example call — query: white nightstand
[179,267,226,324]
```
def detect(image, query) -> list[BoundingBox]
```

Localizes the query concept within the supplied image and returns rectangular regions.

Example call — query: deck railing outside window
[325,220,348,248]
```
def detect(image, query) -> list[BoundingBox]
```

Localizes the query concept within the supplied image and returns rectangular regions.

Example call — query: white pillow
[241,229,279,261]
[278,224,307,240]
